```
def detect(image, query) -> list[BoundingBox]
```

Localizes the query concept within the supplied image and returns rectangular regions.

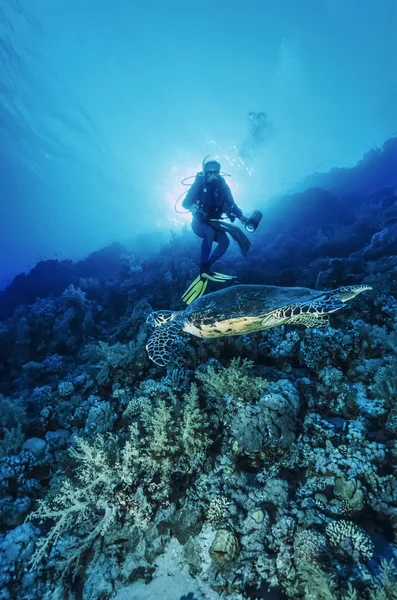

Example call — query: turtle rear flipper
[146,321,182,366]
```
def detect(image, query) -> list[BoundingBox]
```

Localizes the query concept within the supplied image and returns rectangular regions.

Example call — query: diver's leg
[182,221,216,304]
[209,231,230,267]
[203,231,236,281]
[183,223,235,300]
[192,221,216,272]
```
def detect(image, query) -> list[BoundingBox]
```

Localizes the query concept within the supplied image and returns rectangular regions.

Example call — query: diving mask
[206,169,219,182]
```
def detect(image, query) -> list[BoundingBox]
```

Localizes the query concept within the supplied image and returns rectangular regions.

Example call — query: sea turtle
[145,283,372,367]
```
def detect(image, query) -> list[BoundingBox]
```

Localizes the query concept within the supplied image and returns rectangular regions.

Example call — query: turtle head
[146,310,177,327]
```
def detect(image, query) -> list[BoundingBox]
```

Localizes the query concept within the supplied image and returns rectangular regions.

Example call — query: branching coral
[195,357,265,402]
[325,519,374,562]
[371,358,397,406]
[82,331,147,385]
[27,426,144,574]
[27,384,211,575]
[295,560,397,600]
[0,394,27,459]
[226,379,300,460]
[0,424,24,458]
[299,327,360,372]
[369,560,397,600]
[140,384,210,496]
[180,383,211,468]
[206,496,230,528]
[293,528,328,572]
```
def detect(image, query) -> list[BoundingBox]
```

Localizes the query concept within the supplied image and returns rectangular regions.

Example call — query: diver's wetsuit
[182,172,244,270]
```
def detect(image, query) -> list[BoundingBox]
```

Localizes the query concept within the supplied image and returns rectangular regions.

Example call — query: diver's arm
[182,174,202,210]
[223,180,246,221]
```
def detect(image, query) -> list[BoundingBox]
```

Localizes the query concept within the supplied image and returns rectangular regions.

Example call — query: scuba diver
[181,156,261,305]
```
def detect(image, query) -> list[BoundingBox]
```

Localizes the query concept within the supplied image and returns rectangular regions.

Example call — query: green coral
[297,560,397,600]
[140,399,179,499]
[180,383,211,464]
[27,426,144,574]
[0,424,24,458]
[372,358,397,406]
[82,331,146,385]
[140,383,210,498]
[369,560,397,600]
[27,384,211,574]
[195,357,265,401]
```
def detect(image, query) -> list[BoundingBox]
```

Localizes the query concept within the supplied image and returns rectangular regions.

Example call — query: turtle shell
[184,284,322,328]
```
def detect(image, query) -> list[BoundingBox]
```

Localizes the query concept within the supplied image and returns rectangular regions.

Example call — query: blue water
[1,4,397,598]
[1,0,396,287]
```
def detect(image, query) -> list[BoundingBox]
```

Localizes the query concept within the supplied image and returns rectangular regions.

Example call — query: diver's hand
[239,215,249,225]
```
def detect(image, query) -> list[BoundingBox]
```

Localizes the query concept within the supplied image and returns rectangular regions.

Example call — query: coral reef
[1,140,397,599]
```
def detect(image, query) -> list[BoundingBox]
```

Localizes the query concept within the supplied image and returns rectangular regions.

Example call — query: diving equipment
[182,270,236,305]
[208,220,251,256]
[202,155,221,182]
[182,274,208,305]
[245,210,263,233]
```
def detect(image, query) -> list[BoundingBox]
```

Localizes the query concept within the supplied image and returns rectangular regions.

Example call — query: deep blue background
[1,0,396,287]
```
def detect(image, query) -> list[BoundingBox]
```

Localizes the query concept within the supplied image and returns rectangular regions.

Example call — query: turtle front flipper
[289,311,332,328]
[328,284,372,303]
[261,298,346,329]
[146,321,182,366]
[289,284,373,327]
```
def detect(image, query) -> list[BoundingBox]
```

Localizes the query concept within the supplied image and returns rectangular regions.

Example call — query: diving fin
[182,275,208,305]
[203,271,236,282]
[182,270,237,305]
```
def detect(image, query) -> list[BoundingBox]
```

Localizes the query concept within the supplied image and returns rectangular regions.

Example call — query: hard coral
[326,519,374,561]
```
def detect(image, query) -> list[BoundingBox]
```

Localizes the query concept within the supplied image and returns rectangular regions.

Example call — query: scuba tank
[245,210,263,233]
